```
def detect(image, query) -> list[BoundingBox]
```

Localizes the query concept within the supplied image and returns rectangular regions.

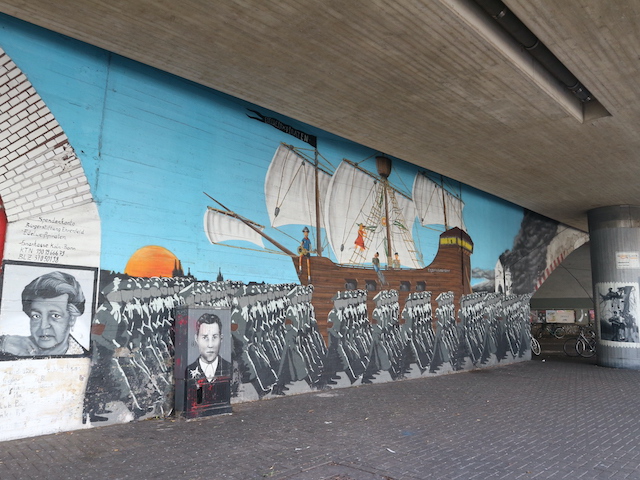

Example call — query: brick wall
[0,48,93,223]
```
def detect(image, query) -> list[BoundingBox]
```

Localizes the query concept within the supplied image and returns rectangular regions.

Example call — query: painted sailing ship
[204,143,473,336]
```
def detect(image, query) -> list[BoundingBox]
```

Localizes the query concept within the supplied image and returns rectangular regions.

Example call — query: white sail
[264,144,331,229]
[204,208,265,247]
[389,193,420,267]
[444,189,466,231]
[413,173,445,226]
[324,161,420,268]
[412,172,466,231]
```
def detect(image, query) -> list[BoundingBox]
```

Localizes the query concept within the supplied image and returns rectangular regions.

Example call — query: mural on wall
[0,37,101,441]
[0,14,588,440]
[205,141,473,332]
[492,211,588,295]
[597,282,640,344]
[84,271,535,424]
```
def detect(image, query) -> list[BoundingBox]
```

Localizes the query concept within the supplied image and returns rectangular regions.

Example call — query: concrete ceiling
[1,1,639,233]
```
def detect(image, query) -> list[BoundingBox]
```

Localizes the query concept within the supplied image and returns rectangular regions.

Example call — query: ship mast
[314,149,322,256]
[441,174,449,230]
[377,156,393,266]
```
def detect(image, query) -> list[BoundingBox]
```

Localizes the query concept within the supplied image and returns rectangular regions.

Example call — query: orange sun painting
[124,245,181,277]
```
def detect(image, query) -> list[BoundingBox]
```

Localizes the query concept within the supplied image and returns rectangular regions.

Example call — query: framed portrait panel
[0,260,98,359]
[174,306,232,418]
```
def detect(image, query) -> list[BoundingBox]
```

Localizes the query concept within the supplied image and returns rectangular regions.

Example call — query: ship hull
[294,228,473,340]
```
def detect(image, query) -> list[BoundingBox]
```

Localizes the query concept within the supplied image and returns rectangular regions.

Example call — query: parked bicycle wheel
[577,337,596,358]
[553,326,566,339]
[530,336,541,356]
[563,337,579,357]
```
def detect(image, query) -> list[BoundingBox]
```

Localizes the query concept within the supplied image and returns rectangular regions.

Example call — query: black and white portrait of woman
[0,261,96,358]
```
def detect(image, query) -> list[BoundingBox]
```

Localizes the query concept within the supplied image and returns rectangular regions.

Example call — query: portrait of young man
[185,313,231,381]
[184,311,232,417]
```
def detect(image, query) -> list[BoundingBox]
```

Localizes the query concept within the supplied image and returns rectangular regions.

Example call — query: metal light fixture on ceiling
[440,0,610,122]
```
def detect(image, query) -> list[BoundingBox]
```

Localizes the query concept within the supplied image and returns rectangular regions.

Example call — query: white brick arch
[0,48,95,221]
[0,48,100,268]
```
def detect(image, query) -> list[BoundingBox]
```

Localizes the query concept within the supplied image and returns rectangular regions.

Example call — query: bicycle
[536,323,566,339]
[530,332,541,356]
[563,327,597,358]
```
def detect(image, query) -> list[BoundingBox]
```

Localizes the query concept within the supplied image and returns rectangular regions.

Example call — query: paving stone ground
[1,339,639,480]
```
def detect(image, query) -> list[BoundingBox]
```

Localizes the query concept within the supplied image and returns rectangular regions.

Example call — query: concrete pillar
[588,205,640,368]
